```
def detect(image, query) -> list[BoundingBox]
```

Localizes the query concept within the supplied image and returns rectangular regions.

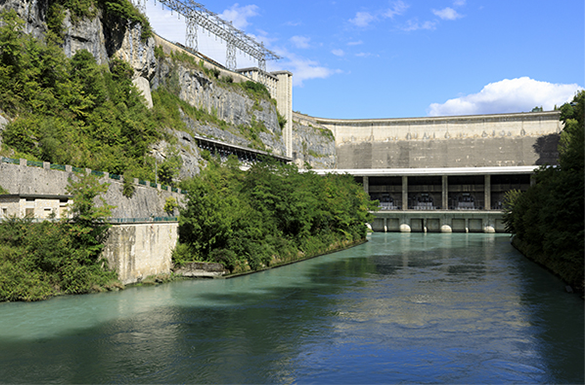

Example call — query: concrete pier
[371,210,504,233]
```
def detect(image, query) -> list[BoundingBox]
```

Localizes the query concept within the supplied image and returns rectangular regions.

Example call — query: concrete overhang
[306,166,539,177]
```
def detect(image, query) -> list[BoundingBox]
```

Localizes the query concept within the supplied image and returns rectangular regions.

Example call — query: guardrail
[0,217,179,224]
[108,217,179,223]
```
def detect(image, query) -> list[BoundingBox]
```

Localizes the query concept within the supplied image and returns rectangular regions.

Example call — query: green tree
[0,173,119,301]
[177,157,376,272]
[504,91,584,291]
[65,172,115,262]
[158,147,183,186]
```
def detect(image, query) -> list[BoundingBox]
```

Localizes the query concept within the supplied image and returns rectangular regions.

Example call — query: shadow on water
[0,233,582,384]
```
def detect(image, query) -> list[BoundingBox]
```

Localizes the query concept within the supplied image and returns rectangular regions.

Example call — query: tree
[177,157,376,272]
[503,91,584,291]
[65,172,116,263]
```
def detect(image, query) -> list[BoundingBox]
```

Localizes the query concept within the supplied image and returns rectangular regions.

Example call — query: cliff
[0,0,336,178]
[292,112,336,169]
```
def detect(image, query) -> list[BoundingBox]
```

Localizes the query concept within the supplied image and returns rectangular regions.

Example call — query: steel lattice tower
[133,0,279,71]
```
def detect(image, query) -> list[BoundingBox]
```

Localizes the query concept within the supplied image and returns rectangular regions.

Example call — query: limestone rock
[62,10,109,65]
[0,114,9,147]
[292,118,336,169]
[153,58,286,156]
[133,76,153,108]
[0,0,48,40]
[107,20,156,79]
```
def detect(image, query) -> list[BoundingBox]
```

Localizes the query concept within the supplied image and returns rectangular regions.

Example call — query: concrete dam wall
[316,111,561,169]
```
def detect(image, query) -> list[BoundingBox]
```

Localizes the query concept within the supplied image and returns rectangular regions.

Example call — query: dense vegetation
[0,7,375,298]
[0,9,283,180]
[503,91,584,291]
[46,0,152,43]
[0,174,119,301]
[0,9,160,181]
[174,158,377,273]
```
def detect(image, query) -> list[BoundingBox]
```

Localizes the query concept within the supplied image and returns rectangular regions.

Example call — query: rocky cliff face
[0,1,336,176]
[292,113,336,169]
[151,57,285,155]
[0,0,155,77]
[0,0,48,39]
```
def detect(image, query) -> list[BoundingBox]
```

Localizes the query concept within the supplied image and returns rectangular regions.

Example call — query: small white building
[0,194,72,220]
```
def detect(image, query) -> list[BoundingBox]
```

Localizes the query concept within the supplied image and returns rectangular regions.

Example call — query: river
[0,233,583,384]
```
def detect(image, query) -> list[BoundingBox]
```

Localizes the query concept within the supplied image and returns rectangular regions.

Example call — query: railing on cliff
[0,217,179,224]
[109,217,179,223]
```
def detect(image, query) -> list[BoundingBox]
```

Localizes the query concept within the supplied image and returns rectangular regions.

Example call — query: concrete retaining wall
[0,160,185,218]
[102,222,178,284]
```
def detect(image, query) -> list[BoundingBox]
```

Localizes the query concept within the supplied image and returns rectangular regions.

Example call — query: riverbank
[511,236,584,295]
[223,237,368,279]
[166,236,369,280]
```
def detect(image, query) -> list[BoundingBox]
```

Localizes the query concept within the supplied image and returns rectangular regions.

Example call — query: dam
[306,110,561,233]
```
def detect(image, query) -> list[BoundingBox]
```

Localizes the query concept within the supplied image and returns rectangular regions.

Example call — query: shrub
[164,197,178,215]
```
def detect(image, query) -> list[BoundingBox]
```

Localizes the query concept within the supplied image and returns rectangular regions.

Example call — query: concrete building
[0,194,71,220]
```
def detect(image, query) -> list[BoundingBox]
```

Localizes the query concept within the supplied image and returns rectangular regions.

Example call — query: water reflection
[0,233,582,384]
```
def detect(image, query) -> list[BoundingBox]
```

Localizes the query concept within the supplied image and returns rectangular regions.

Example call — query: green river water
[0,233,583,383]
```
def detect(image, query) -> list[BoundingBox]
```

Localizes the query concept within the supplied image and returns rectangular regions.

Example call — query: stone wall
[0,161,185,218]
[102,222,178,284]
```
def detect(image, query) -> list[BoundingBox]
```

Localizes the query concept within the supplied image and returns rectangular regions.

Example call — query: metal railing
[108,217,179,223]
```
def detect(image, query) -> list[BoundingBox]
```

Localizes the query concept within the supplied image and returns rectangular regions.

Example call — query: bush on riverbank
[503,91,584,292]
[175,157,377,273]
[0,174,120,301]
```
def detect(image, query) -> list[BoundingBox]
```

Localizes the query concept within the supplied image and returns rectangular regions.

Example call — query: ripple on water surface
[0,233,583,384]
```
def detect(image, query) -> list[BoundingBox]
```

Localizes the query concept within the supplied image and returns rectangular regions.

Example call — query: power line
[132,0,279,71]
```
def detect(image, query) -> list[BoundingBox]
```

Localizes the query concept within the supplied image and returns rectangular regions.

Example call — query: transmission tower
[133,0,280,71]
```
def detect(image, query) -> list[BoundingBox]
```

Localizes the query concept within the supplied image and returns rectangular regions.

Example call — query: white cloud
[331,49,345,57]
[347,40,363,46]
[383,1,409,18]
[290,35,311,49]
[427,77,583,116]
[432,7,463,21]
[350,11,376,27]
[270,48,341,87]
[355,52,373,57]
[400,19,436,31]
[453,0,466,6]
[218,4,259,30]
[350,1,408,28]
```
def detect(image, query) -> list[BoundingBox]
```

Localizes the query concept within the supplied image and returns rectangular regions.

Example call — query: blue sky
[143,0,584,119]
